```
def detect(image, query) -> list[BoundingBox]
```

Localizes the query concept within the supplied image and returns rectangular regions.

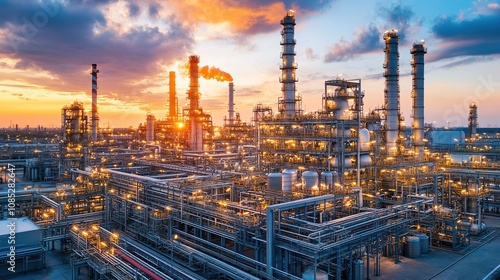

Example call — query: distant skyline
[0,0,499,128]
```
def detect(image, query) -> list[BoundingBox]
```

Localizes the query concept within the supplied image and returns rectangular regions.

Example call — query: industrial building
[0,10,500,280]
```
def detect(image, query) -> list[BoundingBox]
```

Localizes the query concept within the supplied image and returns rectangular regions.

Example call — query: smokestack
[469,103,478,142]
[383,30,400,156]
[188,55,203,151]
[280,10,298,117]
[91,64,99,141]
[169,71,177,119]
[188,55,200,110]
[228,82,235,125]
[410,40,427,159]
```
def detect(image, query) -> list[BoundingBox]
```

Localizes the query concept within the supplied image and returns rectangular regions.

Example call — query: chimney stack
[228,82,235,125]
[169,71,177,119]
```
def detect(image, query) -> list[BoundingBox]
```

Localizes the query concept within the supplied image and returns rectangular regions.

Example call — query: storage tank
[352,259,364,280]
[466,197,478,214]
[404,236,421,258]
[282,169,297,194]
[302,171,319,190]
[267,173,282,191]
[302,267,328,280]
[359,128,370,150]
[321,171,339,189]
[146,114,155,143]
[331,156,352,167]
[417,233,429,254]
[360,154,372,166]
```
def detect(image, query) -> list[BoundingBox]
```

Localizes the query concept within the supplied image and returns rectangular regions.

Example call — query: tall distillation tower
[383,30,401,156]
[91,64,99,141]
[228,82,235,125]
[169,71,177,120]
[469,103,478,142]
[279,10,300,117]
[410,41,427,159]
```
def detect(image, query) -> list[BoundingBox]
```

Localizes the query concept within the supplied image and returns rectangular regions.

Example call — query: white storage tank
[302,171,319,190]
[282,169,297,194]
[359,128,370,150]
[360,154,372,166]
[331,156,352,167]
[302,267,328,280]
[267,173,282,191]
[321,171,339,189]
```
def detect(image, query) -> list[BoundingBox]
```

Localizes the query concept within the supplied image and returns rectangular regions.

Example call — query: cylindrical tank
[360,154,372,166]
[302,171,319,190]
[282,169,297,194]
[302,267,328,280]
[321,171,339,189]
[417,233,429,254]
[331,156,352,167]
[383,236,396,257]
[359,128,370,150]
[146,114,155,143]
[352,259,364,280]
[267,173,282,191]
[466,197,478,214]
[404,236,421,258]
[45,167,51,177]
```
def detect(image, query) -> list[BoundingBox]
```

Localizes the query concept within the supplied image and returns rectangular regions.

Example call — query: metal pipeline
[114,249,165,280]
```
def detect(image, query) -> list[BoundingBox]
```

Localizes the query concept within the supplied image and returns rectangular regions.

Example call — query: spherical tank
[267,173,282,191]
[282,169,297,194]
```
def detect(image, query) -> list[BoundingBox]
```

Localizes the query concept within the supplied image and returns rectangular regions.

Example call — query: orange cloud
[167,1,287,34]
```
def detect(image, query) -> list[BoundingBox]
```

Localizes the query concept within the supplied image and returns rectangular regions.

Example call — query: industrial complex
[1,10,500,280]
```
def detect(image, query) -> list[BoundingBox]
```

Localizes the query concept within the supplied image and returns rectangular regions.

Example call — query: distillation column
[410,41,427,159]
[169,71,177,119]
[146,114,155,143]
[280,10,298,117]
[469,103,478,142]
[188,55,203,151]
[383,30,400,156]
[228,82,235,125]
[91,64,99,141]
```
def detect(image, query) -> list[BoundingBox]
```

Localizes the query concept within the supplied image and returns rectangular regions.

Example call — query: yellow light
[73,225,79,231]
[174,234,178,240]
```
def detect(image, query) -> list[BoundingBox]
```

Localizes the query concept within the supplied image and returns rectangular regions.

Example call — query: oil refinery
[1,10,500,280]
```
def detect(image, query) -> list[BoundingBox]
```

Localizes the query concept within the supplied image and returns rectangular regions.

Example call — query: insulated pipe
[266,195,336,277]
[114,249,164,280]
[410,41,427,159]
[91,64,99,141]
[280,10,298,117]
[228,82,235,125]
[383,30,400,156]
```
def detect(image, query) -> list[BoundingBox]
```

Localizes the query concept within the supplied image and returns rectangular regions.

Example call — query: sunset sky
[0,0,499,129]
